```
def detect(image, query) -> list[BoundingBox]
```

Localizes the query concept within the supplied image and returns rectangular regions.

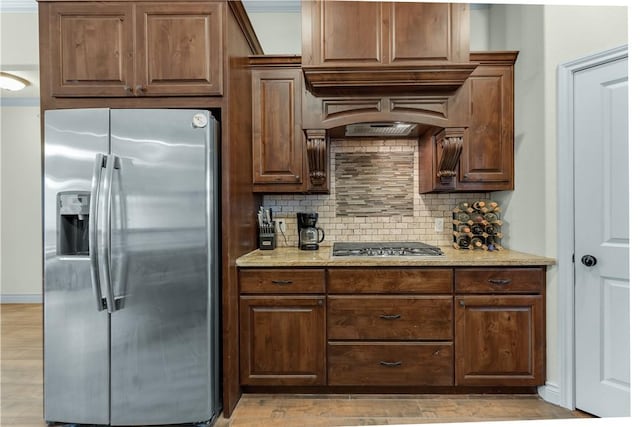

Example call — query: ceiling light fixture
[0,72,30,91]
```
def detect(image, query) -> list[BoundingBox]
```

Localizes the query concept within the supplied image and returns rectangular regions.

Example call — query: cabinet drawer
[328,268,453,293]
[328,296,452,340]
[455,268,544,294]
[328,342,453,386]
[239,269,325,294]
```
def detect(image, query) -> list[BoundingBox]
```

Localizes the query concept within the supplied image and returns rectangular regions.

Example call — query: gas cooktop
[332,242,444,257]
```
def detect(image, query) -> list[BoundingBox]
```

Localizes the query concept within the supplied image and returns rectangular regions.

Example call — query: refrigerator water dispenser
[57,192,90,256]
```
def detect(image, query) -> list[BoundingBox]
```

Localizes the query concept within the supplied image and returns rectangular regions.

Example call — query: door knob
[581,255,597,267]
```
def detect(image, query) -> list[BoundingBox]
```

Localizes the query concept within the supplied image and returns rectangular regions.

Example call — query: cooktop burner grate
[332,242,444,257]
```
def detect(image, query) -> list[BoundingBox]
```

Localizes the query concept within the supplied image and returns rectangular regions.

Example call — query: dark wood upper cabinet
[389,2,468,64]
[251,67,305,192]
[419,51,518,193]
[135,2,224,96]
[45,1,223,98]
[302,1,475,95]
[314,1,383,65]
[457,54,516,191]
[49,2,134,97]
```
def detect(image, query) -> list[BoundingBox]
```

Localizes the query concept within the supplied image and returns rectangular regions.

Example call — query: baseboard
[0,294,43,303]
[538,382,563,407]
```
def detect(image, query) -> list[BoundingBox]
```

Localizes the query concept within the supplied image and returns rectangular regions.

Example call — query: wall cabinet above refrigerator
[41,1,224,98]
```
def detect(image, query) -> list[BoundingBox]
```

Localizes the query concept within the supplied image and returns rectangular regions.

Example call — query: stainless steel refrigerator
[43,108,220,425]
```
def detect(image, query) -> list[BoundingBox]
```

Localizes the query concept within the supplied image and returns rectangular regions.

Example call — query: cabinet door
[311,1,383,66]
[389,3,468,64]
[240,296,326,385]
[135,2,223,96]
[455,295,544,386]
[252,69,305,190]
[458,65,514,190]
[48,2,134,97]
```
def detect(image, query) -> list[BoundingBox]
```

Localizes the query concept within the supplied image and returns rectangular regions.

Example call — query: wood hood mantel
[302,63,479,96]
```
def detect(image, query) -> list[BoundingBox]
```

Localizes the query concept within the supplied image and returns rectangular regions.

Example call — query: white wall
[1,10,42,301]
[470,5,490,51]
[0,12,39,65]
[487,3,628,404]
[246,12,302,54]
[0,106,42,301]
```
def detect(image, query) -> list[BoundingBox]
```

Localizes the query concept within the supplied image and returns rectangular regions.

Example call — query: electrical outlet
[277,220,286,233]
[435,217,444,233]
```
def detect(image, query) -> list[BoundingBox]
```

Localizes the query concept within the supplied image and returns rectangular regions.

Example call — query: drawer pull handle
[379,314,401,320]
[271,280,293,285]
[488,278,512,285]
[379,361,402,367]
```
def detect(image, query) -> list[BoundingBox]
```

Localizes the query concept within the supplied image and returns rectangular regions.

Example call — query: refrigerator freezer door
[109,109,217,425]
[43,109,110,424]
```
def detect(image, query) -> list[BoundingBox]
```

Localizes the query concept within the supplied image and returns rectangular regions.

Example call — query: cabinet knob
[135,84,146,94]
[459,300,465,307]
[271,280,293,285]
[317,299,324,306]
[124,85,132,94]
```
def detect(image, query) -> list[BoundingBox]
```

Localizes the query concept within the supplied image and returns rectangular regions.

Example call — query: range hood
[344,122,417,137]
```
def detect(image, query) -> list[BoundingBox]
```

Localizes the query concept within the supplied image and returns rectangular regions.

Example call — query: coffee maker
[297,212,325,250]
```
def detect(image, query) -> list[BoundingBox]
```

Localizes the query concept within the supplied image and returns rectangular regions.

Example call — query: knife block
[259,222,276,250]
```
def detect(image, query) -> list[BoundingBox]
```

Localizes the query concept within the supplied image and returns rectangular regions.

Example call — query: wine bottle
[485,201,499,212]
[472,200,488,212]
[456,212,470,223]
[483,212,499,223]
[470,236,484,249]
[471,224,484,235]
[454,234,471,249]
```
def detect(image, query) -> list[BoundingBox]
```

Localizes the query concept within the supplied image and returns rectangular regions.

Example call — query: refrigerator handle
[89,153,106,311]
[99,154,118,313]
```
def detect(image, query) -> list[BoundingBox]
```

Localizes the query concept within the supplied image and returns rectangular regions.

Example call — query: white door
[574,55,629,417]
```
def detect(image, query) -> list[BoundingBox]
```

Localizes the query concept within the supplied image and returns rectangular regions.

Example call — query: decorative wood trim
[470,51,519,65]
[304,129,328,192]
[322,99,382,121]
[435,127,464,179]
[302,64,478,96]
[248,55,302,67]
[228,0,264,55]
[389,97,449,119]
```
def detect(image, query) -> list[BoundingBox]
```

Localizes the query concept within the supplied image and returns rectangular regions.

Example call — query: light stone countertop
[236,246,555,267]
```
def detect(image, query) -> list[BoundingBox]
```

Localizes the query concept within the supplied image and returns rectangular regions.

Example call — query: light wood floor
[1,304,591,426]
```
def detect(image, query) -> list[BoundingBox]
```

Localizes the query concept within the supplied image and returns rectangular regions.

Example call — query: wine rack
[452,201,503,251]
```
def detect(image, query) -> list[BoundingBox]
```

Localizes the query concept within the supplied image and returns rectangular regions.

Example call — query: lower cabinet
[327,268,454,386]
[328,342,453,386]
[454,295,544,386]
[239,296,326,385]
[454,267,546,386]
[239,268,327,386]
[238,265,546,389]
